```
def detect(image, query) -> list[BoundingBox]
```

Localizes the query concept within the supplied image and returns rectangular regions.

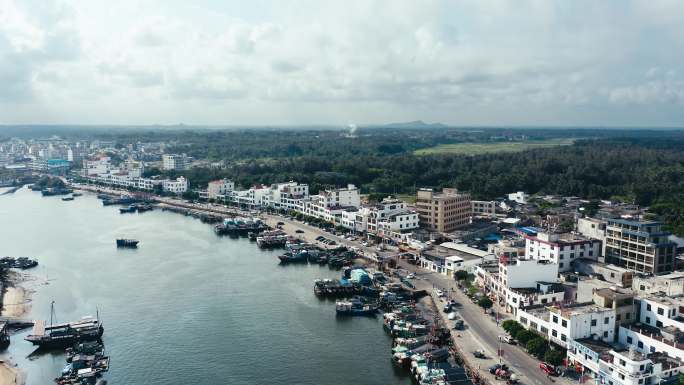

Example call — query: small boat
[336,297,378,316]
[119,205,137,214]
[135,204,153,212]
[61,196,75,201]
[116,239,139,248]
[72,192,83,197]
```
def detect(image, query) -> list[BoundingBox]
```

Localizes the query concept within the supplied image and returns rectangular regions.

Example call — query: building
[471,200,497,218]
[577,217,607,243]
[632,271,684,296]
[517,302,616,348]
[415,188,471,233]
[574,261,634,288]
[207,179,235,200]
[617,295,684,362]
[162,154,189,171]
[592,287,636,332]
[162,177,188,194]
[567,339,684,385]
[524,231,602,272]
[604,219,677,275]
[507,191,529,204]
[494,258,563,315]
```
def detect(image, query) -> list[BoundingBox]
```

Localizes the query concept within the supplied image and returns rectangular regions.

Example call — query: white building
[632,271,684,297]
[517,302,616,348]
[471,200,497,217]
[162,177,188,194]
[577,217,607,242]
[507,191,529,204]
[525,231,602,272]
[162,154,189,171]
[491,258,563,315]
[207,179,235,200]
[568,340,684,385]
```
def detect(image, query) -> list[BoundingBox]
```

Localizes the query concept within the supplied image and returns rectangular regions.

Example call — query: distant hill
[374,120,449,129]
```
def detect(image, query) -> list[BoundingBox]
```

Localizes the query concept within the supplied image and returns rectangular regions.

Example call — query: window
[616,314,621,321]
[647,304,652,311]
[591,319,597,326]
[561,334,567,342]
[604,317,609,324]
[656,321,663,328]
[552,330,558,337]
[657,308,664,315]
[645,316,651,324]
[626,313,631,320]
[627,336,633,344]
[553,315,558,323]
[650,347,656,353]
[562,320,567,327]
[559,263,564,268]
[603,331,608,338]
[638,341,643,349]
[619,359,626,366]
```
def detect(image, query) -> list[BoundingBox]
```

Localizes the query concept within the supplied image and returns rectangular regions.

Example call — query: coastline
[0,270,34,385]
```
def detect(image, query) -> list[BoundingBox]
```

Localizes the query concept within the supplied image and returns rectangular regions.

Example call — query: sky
[1,0,684,127]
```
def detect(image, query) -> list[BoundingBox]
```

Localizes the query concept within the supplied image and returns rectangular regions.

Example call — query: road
[71,184,575,385]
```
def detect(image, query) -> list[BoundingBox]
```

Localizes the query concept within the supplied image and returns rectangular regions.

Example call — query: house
[524,231,602,272]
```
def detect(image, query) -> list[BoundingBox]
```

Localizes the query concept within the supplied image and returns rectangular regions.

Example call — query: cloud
[0,0,684,126]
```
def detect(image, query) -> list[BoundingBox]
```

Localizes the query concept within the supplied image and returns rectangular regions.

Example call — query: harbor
[0,188,415,385]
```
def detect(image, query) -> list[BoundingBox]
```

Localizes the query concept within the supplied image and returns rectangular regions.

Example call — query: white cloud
[0,0,684,126]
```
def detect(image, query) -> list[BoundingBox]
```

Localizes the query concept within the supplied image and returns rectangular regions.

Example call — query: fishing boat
[335,297,378,316]
[119,205,137,214]
[116,239,139,248]
[25,303,104,348]
[61,196,75,201]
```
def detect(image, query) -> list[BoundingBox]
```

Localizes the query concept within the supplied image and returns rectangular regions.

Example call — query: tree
[502,320,523,335]
[513,329,537,345]
[454,270,469,282]
[478,297,493,311]
[544,349,566,367]
[526,337,548,359]
[467,285,479,297]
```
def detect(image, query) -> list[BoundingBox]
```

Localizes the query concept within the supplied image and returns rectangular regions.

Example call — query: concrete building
[207,179,235,200]
[592,287,636,332]
[575,261,634,288]
[471,200,497,218]
[415,188,471,233]
[604,219,677,275]
[632,271,684,296]
[517,302,617,348]
[162,154,189,171]
[577,217,607,243]
[568,340,684,385]
[507,191,529,204]
[162,177,188,194]
[525,231,602,272]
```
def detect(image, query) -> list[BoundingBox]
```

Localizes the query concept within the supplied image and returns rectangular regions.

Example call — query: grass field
[413,138,576,156]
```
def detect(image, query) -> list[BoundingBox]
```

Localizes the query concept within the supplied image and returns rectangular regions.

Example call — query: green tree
[514,329,537,345]
[454,270,469,282]
[544,349,566,366]
[478,297,493,311]
[526,337,548,359]
[502,320,523,335]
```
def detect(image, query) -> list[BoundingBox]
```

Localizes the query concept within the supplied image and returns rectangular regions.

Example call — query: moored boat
[116,239,139,248]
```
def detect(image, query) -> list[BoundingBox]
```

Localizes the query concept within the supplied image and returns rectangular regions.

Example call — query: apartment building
[415,188,471,233]
[568,340,684,385]
[525,231,602,272]
[517,302,616,348]
[618,295,684,362]
[162,177,188,194]
[492,258,563,315]
[207,179,235,200]
[604,219,676,274]
[471,200,496,218]
[162,154,189,171]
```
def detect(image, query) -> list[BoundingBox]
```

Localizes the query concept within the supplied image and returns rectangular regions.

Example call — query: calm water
[0,188,409,385]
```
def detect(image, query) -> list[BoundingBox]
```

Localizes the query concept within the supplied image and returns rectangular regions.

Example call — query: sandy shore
[0,271,36,385]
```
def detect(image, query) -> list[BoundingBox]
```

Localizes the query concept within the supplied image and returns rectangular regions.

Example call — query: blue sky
[1,0,683,126]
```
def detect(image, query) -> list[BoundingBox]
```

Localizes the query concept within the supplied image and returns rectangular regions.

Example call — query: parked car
[295,229,304,233]
[361,241,368,247]
[489,364,509,374]
[447,312,458,320]
[472,350,486,359]
[539,362,558,376]
[406,273,416,279]
[498,335,516,345]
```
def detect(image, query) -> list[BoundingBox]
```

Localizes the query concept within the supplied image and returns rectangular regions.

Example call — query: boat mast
[50,300,55,328]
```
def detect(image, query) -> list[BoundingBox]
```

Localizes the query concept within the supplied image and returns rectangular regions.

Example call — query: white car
[361,241,368,247]
[435,289,444,297]
[406,273,416,279]
[447,312,458,320]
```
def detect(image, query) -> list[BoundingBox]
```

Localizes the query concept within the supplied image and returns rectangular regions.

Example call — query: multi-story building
[604,219,677,274]
[577,217,607,243]
[207,179,235,200]
[507,191,529,204]
[632,272,684,296]
[415,188,471,233]
[618,295,684,362]
[524,231,602,272]
[517,302,616,348]
[493,258,563,315]
[471,200,497,218]
[162,177,188,194]
[568,340,684,385]
[162,154,189,171]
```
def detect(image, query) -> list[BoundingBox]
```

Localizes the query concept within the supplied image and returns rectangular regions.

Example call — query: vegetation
[477,297,493,310]
[526,338,548,359]
[413,138,575,156]
[544,349,566,366]
[454,270,469,282]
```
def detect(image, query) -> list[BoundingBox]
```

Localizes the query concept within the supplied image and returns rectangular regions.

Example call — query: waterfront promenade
[70,183,577,385]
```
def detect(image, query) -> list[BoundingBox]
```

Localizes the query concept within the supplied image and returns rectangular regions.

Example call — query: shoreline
[0,270,33,385]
